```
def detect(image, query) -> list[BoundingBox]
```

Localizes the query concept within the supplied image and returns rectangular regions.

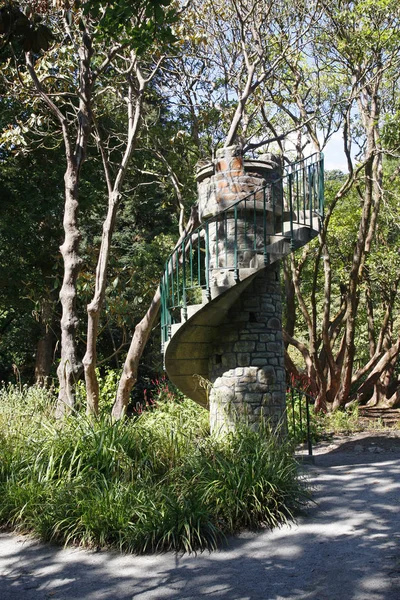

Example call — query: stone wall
[208,263,286,433]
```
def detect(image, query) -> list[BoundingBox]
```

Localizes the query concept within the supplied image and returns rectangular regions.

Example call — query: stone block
[240,333,259,341]
[252,358,268,366]
[217,180,229,189]
[215,159,229,172]
[272,391,285,403]
[265,342,284,354]
[251,352,270,360]
[237,353,251,366]
[247,383,269,392]
[222,353,237,368]
[261,303,276,313]
[234,341,256,352]
[244,392,263,404]
[260,333,276,342]
[257,366,275,384]
[267,317,281,329]
[261,393,272,405]
[243,366,258,377]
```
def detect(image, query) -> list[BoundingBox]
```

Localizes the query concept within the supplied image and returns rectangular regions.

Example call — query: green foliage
[0,0,177,57]
[0,384,306,553]
[318,405,360,435]
[82,0,178,52]
[75,368,121,414]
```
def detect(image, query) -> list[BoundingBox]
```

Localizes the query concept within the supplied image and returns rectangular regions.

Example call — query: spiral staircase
[160,151,324,424]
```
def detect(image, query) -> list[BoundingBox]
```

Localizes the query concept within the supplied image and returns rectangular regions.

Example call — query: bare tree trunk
[83,191,119,415]
[55,164,83,416]
[25,29,93,415]
[112,288,161,419]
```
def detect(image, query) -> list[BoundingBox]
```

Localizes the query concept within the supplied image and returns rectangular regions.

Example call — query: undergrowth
[0,383,307,554]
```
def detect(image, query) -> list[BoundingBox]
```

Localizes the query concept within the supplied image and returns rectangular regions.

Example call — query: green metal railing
[161,153,324,349]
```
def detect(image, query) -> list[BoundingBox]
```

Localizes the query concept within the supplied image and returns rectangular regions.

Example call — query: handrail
[287,385,315,456]
[160,153,324,350]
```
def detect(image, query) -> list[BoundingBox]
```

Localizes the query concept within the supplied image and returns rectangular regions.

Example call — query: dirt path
[1,432,399,600]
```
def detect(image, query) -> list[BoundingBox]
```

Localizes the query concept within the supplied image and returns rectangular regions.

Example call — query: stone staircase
[358,407,400,429]
[160,147,324,432]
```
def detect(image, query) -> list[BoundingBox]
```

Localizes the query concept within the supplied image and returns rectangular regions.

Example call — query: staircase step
[358,407,400,427]
[164,271,259,405]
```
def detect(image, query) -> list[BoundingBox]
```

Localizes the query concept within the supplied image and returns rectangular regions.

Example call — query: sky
[322,131,349,172]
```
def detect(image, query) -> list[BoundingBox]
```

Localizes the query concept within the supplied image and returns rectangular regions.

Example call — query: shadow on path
[1,444,399,600]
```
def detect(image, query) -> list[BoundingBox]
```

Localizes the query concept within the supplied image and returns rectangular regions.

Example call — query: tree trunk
[55,164,83,417]
[83,193,119,415]
[34,298,56,386]
[82,55,146,415]
[112,288,161,419]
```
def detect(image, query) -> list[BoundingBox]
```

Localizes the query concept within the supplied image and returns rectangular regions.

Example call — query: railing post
[189,234,193,289]
[319,153,325,219]
[175,249,180,307]
[288,170,295,251]
[287,384,314,456]
[291,387,296,435]
[160,270,166,351]
[308,164,313,238]
[181,241,187,321]
[205,221,211,301]
[306,393,313,456]
[215,215,219,268]
[253,191,257,252]
[263,186,269,266]
[234,204,239,283]
[170,255,175,311]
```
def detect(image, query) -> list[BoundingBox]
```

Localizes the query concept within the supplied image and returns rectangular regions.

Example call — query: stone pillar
[208,263,286,433]
[196,145,287,434]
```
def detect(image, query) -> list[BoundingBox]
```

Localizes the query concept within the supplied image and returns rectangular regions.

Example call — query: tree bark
[55,33,93,416]
[25,28,93,415]
[112,288,161,419]
[55,163,83,416]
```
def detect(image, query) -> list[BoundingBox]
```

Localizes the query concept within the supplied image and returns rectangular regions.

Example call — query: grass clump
[0,383,307,553]
[318,404,360,435]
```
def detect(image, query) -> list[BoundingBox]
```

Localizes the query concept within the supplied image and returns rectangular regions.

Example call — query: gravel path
[1,432,399,600]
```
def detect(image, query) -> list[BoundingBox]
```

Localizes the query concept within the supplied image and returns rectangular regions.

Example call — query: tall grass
[0,383,307,553]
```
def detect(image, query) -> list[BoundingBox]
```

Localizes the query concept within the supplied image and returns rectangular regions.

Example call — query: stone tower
[161,145,323,435]
[196,145,286,433]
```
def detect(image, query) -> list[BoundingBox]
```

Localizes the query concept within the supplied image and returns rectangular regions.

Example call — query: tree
[280,0,400,410]
[0,0,177,414]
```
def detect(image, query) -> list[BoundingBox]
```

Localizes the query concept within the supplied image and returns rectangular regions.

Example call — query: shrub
[0,384,307,553]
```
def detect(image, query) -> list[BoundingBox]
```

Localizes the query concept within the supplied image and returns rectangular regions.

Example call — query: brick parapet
[196,145,283,222]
